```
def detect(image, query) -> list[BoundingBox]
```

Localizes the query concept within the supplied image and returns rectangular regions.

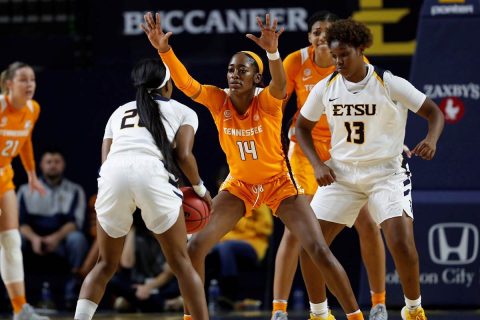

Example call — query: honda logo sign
[428,223,479,265]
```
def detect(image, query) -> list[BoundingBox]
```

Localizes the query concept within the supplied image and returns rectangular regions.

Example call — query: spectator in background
[0,61,48,320]
[207,204,273,309]
[18,148,88,309]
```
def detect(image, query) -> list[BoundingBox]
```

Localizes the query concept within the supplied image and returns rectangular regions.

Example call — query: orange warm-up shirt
[0,95,40,172]
[160,49,287,185]
[284,46,335,142]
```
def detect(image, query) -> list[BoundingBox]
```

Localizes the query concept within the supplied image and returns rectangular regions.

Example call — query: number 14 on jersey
[236,140,258,160]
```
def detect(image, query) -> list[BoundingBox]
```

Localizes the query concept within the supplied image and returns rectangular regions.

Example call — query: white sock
[310,300,329,318]
[74,299,98,320]
[273,299,288,303]
[405,296,421,310]
[346,310,362,317]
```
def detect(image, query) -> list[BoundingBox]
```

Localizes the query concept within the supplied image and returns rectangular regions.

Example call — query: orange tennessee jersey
[284,46,335,142]
[194,86,287,185]
[0,95,40,171]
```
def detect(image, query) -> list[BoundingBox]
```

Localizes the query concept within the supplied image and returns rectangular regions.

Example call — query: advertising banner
[358,191,480,307]
[407,0,480,189]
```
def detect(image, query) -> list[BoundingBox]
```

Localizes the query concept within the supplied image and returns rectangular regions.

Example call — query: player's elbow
[175,149,193,164]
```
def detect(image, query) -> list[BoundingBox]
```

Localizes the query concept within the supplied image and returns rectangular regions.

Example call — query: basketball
[180,186,210,233]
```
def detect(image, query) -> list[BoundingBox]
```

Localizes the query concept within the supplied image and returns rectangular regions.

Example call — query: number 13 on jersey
[236,140,258,160]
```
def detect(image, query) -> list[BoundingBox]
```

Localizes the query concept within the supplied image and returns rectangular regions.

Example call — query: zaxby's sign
[407,0,480,189]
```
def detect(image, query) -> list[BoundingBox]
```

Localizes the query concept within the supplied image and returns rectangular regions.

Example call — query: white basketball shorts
[310,155,413,227]
[95,155,183,238]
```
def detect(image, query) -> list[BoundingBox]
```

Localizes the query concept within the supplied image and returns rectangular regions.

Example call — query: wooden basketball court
[40,309,480,320]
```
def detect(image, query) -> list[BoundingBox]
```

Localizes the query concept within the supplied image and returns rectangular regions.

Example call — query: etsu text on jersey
[332,104,376,116]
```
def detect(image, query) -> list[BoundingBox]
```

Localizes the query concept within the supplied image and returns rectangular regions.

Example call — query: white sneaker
[13,304,50,320]
[369,303,388,320]
[272,310,288,320]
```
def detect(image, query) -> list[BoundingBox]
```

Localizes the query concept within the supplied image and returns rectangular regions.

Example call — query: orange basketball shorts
[289,139,331,196]
[0,165,15,195]
[219,172,304,217]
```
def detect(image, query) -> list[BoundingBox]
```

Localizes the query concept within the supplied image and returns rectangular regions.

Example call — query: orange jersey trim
[284,46,335,142]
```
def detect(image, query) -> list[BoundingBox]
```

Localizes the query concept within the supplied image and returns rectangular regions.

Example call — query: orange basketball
[180,186,210,233]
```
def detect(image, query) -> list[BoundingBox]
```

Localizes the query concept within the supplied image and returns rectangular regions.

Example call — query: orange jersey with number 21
[0,95,39,171]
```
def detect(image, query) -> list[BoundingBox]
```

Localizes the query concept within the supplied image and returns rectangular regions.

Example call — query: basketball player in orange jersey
[0,62,48,320]
[273,11,387,320]
[142,12,364,320]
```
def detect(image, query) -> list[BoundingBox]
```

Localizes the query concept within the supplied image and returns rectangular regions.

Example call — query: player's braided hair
[0,61,31,94]
[131,58,177,175]
[326,18,373,49]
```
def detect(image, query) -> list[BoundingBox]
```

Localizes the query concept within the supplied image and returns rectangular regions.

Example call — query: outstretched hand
[141,12,172,53]
[246,14,285,53]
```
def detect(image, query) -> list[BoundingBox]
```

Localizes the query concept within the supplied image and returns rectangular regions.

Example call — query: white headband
[158,64,171,89]
[147,64,171,93]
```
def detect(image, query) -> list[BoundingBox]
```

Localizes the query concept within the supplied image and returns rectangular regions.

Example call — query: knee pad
[0,229,24,284]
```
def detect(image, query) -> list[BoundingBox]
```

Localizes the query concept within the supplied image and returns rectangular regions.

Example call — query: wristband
[192,181,207,197]
[266,50,280,60]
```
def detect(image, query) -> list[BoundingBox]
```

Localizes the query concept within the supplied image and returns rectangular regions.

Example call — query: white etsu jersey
[103,96,199,161]
[301,64,426,163]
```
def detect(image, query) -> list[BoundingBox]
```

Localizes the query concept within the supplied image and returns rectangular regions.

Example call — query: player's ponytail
[131,59,177,175]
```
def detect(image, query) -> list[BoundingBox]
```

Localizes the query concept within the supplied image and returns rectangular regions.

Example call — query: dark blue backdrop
[4,0,479,310]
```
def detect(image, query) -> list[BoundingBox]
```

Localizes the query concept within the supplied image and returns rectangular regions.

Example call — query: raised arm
[142,12,202,99]
[246,14,286,99]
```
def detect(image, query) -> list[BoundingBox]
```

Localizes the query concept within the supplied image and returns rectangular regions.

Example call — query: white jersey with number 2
[103,96,198,161]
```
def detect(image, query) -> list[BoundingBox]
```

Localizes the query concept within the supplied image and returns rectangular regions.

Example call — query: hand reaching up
[141,12,172,53]
[246,14,285,53]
